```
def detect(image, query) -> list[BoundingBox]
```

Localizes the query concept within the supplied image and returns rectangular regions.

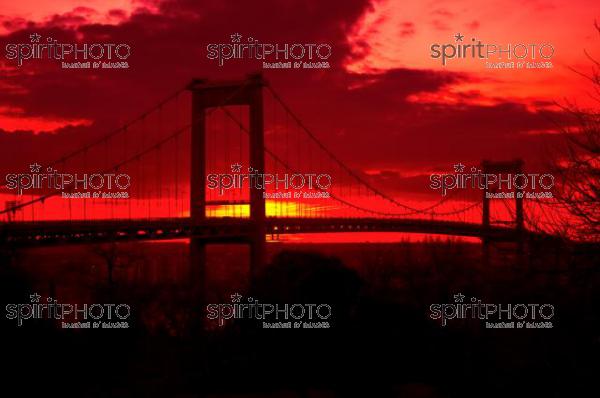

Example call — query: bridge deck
[0,217,548,246]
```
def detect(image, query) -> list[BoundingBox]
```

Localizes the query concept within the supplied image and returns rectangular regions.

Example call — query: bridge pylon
[188,73,267,284]
[481,159,526,266]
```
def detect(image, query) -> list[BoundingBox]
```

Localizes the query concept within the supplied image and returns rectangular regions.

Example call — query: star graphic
[231,163,242,173]
[454,32,465,42]
[30,293,41,303]
[230,33,242,43]
[30,163,42,172]
[454,293,465,303]
[30,33,41,43]
[453,163,465,173]
[231,293,242,303]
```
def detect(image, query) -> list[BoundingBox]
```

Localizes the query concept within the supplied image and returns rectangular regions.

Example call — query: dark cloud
[431,8,454,17]
[0,0,568,199]
[431,19,451,31]
[400,22,415,37]
[466,20,480,30]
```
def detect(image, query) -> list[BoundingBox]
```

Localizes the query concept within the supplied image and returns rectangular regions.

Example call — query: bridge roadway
[0,217,543,246]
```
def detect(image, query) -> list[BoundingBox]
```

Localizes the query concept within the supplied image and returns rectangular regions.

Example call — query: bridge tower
[481,159,524,230]
[188,73,267,282]
[481,159,525,265]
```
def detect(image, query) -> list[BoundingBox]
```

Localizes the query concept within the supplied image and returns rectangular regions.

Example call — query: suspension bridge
[0,73,563,271]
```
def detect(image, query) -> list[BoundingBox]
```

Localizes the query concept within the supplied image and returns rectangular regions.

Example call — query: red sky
[0,0,598,226]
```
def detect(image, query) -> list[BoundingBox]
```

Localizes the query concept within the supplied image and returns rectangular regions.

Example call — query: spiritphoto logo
[206,163,332,199]
[4,163,131,198]
[206,33,331,69]
[5,292,131,329]
[4,32,131,69]
[430,32,554,69]
[429,163,554,198]
[206,292,332,329]
[429,293,554,329]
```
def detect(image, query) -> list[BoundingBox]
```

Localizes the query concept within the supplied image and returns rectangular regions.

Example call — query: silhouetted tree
[92,242,120,285]
[553,22,600,241]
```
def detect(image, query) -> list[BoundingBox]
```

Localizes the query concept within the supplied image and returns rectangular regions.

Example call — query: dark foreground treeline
[0,239,598,397]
